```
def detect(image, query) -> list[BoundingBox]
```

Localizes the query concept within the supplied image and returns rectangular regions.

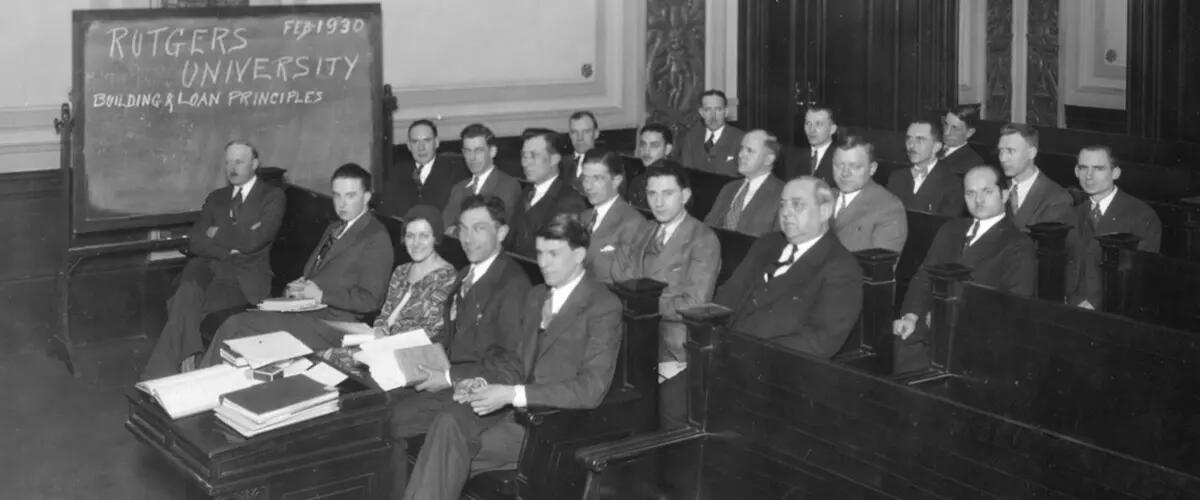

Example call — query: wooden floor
[1,337,181,499]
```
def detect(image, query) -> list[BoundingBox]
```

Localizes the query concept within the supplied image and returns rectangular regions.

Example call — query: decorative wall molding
[985,0,1013,121]
[646,0,706,137]
[1026,0,1060,126]
[1061,0,1127,110]
[0,106,61,174]
[958,0,988,106]
[1010,0,1029,123]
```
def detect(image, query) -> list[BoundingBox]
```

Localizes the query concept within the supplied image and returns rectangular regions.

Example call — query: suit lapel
[961,218,1011,266]
[319,213,370,267]
[592,199,627,244]
[520,286,547,377]
[537,280,592,359]
[752,234,832,308]
[1015,175,1047,223]
[648,217,695,276]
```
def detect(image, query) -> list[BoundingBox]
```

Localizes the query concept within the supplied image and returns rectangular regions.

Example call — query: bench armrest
[574,426,704,473]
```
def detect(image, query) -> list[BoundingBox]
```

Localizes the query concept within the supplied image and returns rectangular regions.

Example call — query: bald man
[713,176,864,358]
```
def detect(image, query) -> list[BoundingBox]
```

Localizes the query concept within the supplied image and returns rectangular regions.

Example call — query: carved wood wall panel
[646,0,706,138]
[1026,0,1060,126]
[985,0,1013,121]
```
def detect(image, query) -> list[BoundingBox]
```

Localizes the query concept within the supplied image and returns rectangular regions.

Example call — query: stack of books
[214,373,339,438]
[135,364,261,419]
[219,331,313,368]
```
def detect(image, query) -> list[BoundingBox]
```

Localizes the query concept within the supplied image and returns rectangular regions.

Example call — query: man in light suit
[714,176,863,358]
[379,119,470,217]
[443,123,523,234]
[893,165,1036,373]
[674,89,744,176]
[388,195,532,496]
[887,119,966,217]
[830,136,907,252]
[560,110,600,195]
[199,163,394,365]
[579,149,649,283]
[140,140,285,380]
[506,129,589,257]
[704,129,784,237]
[784,104,838,185]
[939,105,986,175]
[997,122,1073,230]
[1066,145,1162,310]
[402,214,622,500]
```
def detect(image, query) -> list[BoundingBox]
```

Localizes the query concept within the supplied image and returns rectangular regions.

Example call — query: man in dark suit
[140,140,285,380]
[506,129,588,257]
[402,214,622,500]
[198,163,394,365]
[559,110,600,195]
[579,149,649,283]
[442,123,523,234]
[892,165,1036,373]
[938,105,986,175]
[674,89,744,176]
[714,176,864,358]
[830,136,907,252]
[887,119,965,216]
[379,119,470,217]
[626,123,684,209]
[997,122,1073,230]
[783,104,838,184]
[705,129,784,236]
[387,195,532,496]
[610,165,719,426]
[1066,145,1162,310]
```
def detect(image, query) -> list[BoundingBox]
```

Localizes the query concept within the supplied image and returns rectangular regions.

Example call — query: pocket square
[600,245,615,252]
[726,155,735,161]
[250,221,262,231]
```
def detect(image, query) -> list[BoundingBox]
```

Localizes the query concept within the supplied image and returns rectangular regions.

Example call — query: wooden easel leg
[53,256,81,377]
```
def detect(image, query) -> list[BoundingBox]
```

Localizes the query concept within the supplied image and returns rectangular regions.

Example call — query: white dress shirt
[966,212,1006,246]
[591,195,618,233]
[737,172,771,210]
[417,158,435,184]
[1010,168,1040,211]
[834,189,862,218]
[469,167,495,195]
[706,126,725,145]
[771,232,825,278]
[233,175,257,202]
[529,175,559,206]
[912,160,940,193]
[1093,186,1119,216]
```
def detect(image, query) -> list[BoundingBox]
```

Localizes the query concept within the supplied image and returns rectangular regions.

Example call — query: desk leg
[52,255,82,377]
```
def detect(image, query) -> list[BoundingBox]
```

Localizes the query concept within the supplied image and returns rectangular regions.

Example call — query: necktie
[724,180,749,230]
[763,244,798,282]
[466,176,479,195]
[703,132,715,154]
[912,165,929,193]
[963,219,981,250]
[834,193,848,219]
[412,163,424,186]
[229,187,244,220]
[575,154,585,177]
[649,224,667,254]
[540,290,555,329]
[459,268,475,298]
[1090,202,1102,225]
[583,210,598,234]
[1009,185,1021,213]
[809,148,819,174]
[314,222,344,269]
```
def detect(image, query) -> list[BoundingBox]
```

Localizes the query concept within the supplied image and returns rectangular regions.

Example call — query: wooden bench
[1094,233,1200,332]
[575,276,1200,498]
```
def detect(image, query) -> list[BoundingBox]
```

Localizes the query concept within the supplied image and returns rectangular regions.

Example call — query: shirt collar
[592,195,619,227]
[469,250,501,283]
[1014,167,1039,189]
[472,166,495,193]
[531,175,559,203]
[549,270,586,314]
[1093,186,1119,214]
[812,141,832,162]
[338,207,368,238]
[839,189,862,207]
[744,171,770,193]
[783,230,827,261]
[707,125,726,143]
[659,211,687,242]
[915,159,939,174]
[970,212,1007,242]
[942,144,964,158]
[234,175,257,200]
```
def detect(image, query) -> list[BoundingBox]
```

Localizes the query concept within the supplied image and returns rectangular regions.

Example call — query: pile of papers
[352,329,449,390]
[135,364,262,419]
[220,331,313,368]
[214,373,339,438]
[258,297,320,312]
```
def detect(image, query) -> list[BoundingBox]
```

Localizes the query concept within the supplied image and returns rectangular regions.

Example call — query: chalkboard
[71,5,382,232]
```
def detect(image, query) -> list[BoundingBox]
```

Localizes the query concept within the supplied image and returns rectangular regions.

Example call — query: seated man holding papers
[199,163,394,366]
[403,213,623,500]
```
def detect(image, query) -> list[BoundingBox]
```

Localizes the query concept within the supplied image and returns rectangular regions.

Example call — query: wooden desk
[125,375,390,500]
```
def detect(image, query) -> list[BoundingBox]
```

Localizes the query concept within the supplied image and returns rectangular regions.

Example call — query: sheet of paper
[223,331,313,368]
[305,362,350,387]
[352,329,431,390]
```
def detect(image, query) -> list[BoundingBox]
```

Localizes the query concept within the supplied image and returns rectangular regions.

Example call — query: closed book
[219,374,335,424]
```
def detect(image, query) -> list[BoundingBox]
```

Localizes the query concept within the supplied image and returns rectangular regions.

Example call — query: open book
[352,329,448,390]
[135,364,261,419]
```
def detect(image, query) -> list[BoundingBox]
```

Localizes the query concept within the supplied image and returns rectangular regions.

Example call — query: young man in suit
[442,123,523,234]
[1066,145,1162,310]
[997,122,1073,231]
[506,129,588,257]
[784,104,838,184]
[610,165,720,426]
[674,89,744,176]
[560,110,600,195]
[198,163,394,366]
[830,136,908,253]
[704,129,784,236]
[379,119,470,217]
[626,123,684,209]
[140,140,285,380]
[887,119,965,217]
[579,149,650,283]
[892,164,1036,373]
[714,176,864,359]
[402,213,622,500]
[388,195,533,496]
[939,105,986,175]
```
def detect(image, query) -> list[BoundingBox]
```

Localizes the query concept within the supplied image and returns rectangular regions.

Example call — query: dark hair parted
[1080,144,1118,167]
[332,162,372,192]
[1000,122,1039,148]
[646,163,691,190]
[805,103,837,124]
[568,110,599,129]
[582,149,625,177]
[909,118,945,143]
[966,164,1011,191]
[459,194,508,227]
[225,139,260,160]
[522,127,562,156]
[700,89,728,107]
[947,105,981,129]
[639,123,675,145]
[408,119,438,138]
[835,135,876,164]
[536,212,590,250]
[460,123,496,147]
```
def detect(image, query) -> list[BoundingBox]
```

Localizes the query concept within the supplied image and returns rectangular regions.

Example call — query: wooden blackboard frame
[70,4,384,234]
